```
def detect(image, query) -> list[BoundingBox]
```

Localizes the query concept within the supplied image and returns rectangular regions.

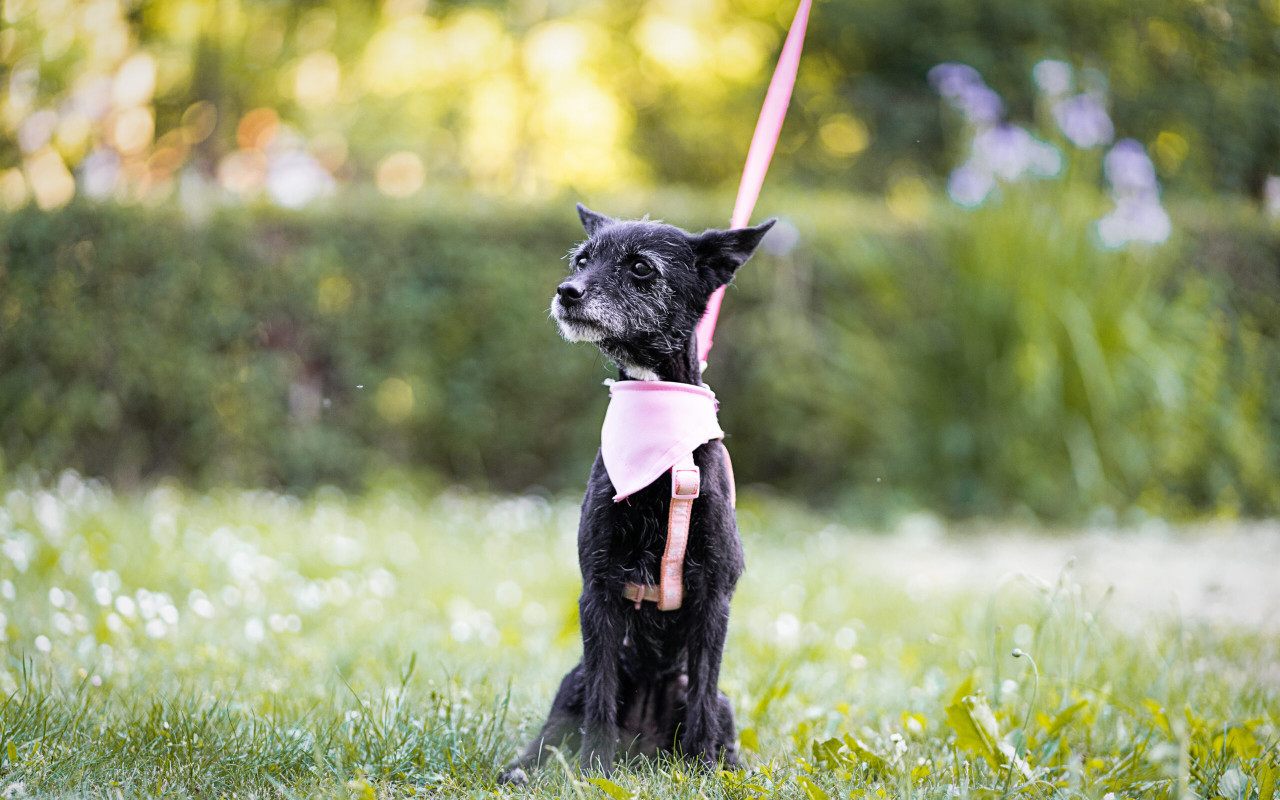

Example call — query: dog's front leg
[680,595,734,768]
[578,588,623,774]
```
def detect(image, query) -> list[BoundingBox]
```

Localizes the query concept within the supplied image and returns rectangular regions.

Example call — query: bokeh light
[237,108,280,151]
[112,53,156,108]
[25,148,75,209]
[375,151,425,197]
[112,107,154,155]
[375,378,415,423]
[292,50,342,108]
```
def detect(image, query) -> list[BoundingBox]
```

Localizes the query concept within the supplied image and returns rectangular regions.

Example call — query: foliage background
[5,0,1279,197]
[2,193,1277,521]
[1,0,1279,521]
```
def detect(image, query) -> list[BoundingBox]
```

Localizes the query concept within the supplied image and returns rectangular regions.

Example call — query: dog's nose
[557,281,585,305]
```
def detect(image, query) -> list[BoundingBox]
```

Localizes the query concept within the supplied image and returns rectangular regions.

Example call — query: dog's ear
[691,218,777,285]
[576,203,614,236]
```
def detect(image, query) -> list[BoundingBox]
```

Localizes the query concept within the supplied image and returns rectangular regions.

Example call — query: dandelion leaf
[795,775,831,800]
[1043,700,1088,738]
[1259,760,1275,800]
[945,691,1007,771]
[812,738,848,770]
[950,675,977,707]
[842,734,890,772]
[586,777,632,800]
[1213,726,1261,760]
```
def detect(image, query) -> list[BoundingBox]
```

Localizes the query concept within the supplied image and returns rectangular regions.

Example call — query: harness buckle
[672,464,700,499]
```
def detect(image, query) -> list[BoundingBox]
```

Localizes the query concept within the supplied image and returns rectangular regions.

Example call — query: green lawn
[1,473,1275,798]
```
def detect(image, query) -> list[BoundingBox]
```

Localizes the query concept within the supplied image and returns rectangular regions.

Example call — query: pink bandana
[600,381,724,501]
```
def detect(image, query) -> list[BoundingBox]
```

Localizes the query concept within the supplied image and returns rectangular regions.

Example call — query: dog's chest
[606,490,674,586]
[608,482,714,658]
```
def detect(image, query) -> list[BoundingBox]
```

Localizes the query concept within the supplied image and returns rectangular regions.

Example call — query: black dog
[498,205,774,784]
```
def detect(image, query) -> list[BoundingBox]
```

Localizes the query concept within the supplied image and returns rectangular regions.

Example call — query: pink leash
[623,2,811,612]
[696,0,812,367]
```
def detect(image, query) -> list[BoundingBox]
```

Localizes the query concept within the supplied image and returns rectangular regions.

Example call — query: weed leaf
[586,777,632,800]
[945,691,1007,770]
[1042,700,1088,738]
[1213,726,1261,760]
[1259,760,1275,800]
[842,734,890,772]
[795,775,831,800]
[812,738,848,769]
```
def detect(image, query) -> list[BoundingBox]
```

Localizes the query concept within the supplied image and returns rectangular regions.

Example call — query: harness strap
[623,446,736,611]
[658,452,699,610]
[622,582,660,608]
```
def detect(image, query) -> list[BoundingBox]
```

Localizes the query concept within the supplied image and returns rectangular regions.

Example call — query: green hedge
[1,194,1277,520]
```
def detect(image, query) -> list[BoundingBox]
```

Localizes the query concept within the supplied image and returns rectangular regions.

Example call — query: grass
[0,472,1276,799]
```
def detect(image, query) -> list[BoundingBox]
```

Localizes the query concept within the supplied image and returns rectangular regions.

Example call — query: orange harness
[622,446,735,611]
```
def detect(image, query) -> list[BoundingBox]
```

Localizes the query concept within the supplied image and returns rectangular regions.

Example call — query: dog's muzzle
[551,291,609,342]
[557,279,586,306]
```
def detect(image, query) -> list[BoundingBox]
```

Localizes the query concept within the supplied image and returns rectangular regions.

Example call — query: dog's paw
[580,754,615,777]
[719,743,741,770]
[680,738,738,771]
[497,766,528,786]
[581,732,617,776]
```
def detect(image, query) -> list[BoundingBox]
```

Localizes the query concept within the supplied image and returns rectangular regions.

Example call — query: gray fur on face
[552,245,678,340]
[551,204,775,382]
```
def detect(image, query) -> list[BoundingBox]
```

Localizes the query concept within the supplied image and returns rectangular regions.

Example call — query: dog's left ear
[691,218,777,286]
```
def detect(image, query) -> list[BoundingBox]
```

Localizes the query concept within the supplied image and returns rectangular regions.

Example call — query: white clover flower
[244,617,265,642]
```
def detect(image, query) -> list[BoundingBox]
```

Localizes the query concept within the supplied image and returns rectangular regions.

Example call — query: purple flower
[928,62,983,97]
[928,62,1005,126]
[957,84,1005,125]
[1032,60,1073,97]
[1104,139,1158,196]
[944,124,1062,209]
[1052,93,1114,148]
[1096,197,1172,248]
[947,164,996,207]
[973,123,1062,181]
[1096,140,1170,247]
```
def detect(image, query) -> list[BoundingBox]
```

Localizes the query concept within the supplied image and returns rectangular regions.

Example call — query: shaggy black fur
[498,205,774,784]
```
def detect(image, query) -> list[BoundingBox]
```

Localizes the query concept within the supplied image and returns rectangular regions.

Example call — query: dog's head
[552,203,775,379]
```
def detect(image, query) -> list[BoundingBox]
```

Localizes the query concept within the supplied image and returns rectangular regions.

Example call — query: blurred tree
[2,0,1277,209]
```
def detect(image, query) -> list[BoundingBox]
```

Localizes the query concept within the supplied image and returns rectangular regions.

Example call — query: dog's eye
[629,261,654,278]
[574,255,588,270]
